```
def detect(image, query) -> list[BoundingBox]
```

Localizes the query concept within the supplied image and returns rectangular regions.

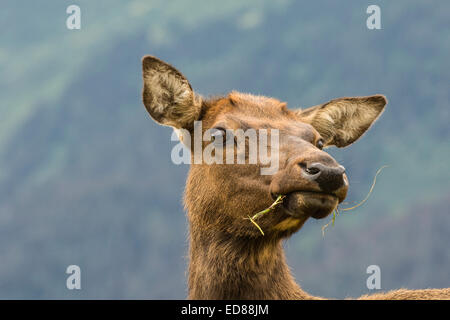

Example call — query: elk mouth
[281,191,339,220]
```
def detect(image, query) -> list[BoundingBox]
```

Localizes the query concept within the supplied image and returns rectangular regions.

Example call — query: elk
[141,55,450,300]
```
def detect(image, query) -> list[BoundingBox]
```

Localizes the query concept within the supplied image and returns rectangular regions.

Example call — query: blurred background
[0,0,449,299]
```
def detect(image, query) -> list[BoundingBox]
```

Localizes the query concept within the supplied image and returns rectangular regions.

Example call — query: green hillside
[0,0,449,298]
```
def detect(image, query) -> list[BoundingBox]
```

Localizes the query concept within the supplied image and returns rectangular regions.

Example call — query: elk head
[142,56,386,240]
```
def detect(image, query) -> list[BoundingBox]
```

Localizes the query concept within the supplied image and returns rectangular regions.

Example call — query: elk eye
[316,139,324,150]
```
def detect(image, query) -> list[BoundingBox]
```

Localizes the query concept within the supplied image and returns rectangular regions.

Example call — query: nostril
[305,166,320,175]
[303,162,324,176]
[298,161,345,190]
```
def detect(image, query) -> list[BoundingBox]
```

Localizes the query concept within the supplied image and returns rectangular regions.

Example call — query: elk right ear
[142,56,202,129]
[298,95,387,148]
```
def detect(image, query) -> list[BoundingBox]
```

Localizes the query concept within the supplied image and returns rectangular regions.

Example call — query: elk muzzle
[270,155,349,220]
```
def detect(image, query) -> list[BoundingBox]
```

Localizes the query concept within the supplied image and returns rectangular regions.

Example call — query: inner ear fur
[299,95,387,148]
[142,55,202,129]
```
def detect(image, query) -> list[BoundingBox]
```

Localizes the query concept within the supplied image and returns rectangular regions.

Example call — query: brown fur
[141,56,450,300]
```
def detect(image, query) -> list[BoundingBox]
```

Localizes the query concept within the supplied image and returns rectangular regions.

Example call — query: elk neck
[187,220,317,299]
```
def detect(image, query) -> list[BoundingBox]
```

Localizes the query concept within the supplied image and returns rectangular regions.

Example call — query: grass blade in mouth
[246,195,286,236]
[340,165,389,212]
[322,165,388,236]
[247,215,266,236]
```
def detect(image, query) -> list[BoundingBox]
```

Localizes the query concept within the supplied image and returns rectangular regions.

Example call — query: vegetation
[247,195,285,235]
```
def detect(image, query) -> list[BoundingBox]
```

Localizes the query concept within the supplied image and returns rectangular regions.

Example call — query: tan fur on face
[273,217,305,231]
[299,95,387,147]
[142,56,202,129]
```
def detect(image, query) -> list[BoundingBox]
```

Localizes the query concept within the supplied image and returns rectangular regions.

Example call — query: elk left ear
[142,55,202,130]
[298,95,387,148]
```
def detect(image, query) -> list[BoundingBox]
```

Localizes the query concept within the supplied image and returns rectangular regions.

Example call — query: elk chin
[283,191,339,220]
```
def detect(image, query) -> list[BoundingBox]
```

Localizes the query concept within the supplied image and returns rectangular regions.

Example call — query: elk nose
[303,162,346,193]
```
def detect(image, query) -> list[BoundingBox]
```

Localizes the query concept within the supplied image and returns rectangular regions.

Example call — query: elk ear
[142,55,202,129]
[299,95,387,148]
